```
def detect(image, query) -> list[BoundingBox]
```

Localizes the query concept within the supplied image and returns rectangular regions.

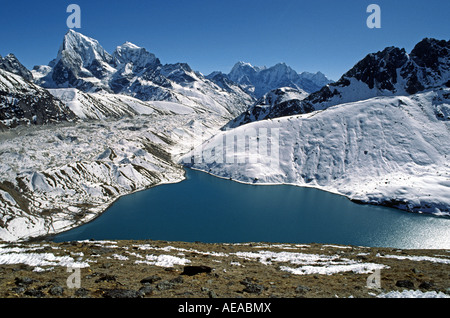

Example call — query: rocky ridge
[0,69,77,128]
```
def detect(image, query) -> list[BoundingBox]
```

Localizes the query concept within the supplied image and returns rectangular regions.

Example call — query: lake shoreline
[8,165,449,246]
[188,167,450,219]
[46,167,450,250]
[27,171,188,244]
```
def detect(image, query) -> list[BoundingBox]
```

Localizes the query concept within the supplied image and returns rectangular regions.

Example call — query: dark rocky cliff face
[403,38,450,94]
[0,54,34,82]
[0,69,77,128]
[343,47,409,91]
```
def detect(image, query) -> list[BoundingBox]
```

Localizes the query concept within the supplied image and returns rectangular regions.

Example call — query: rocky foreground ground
[0,239,449,299]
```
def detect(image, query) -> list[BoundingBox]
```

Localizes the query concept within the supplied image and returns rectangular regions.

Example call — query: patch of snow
[377,290,450,298]
[0,249,89,268]
[280,263,386,275]
[110,254,129,261]
[377,254,450,264]
[233,250,337,265]
[135,254,191,267]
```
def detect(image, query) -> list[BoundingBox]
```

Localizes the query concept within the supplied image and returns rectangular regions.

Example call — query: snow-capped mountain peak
[33,30,116,92]
[228,61,262,86]
[405,38,450,92]
[112,41,160,69]
[231,61,266,73]
[31,31,255,117]
[121,41,140,49]
[58,29,113,67]
[299,71,333,89]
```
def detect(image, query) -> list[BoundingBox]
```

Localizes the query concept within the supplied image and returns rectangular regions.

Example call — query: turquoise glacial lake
[53,168,450,249]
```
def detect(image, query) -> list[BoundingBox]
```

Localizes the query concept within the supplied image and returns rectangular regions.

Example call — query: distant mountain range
[0,30,336,129]
[0,32,448,133]
[227,38,450,128]
[207,61,332,98]
[30,30,253,119]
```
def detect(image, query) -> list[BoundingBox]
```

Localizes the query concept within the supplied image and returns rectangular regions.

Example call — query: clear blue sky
[0,0,449,81]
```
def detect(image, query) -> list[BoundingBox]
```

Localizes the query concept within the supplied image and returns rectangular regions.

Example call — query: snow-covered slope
[184,88,450,216]
[47,86,251,121]
[47,88,205,120]
[254,86,309,106]
[47,88,153,120]
[33,30,254,117]
[0,69,77,128]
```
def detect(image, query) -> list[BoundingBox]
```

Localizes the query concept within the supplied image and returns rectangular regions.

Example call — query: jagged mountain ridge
[227,38,450,128]
[2,30,335,130]
[208,61,333,99]
[32,30,254,118]
[304,38,450,110]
